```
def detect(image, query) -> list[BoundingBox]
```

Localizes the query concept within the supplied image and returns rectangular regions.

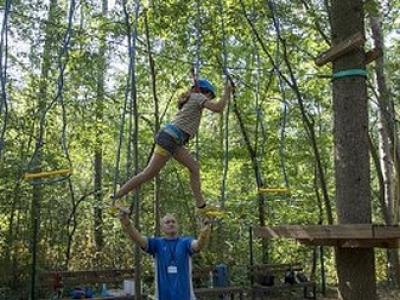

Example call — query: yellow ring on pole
[23,168,72,180]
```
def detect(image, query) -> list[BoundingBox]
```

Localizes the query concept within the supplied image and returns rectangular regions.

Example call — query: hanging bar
[24,168,72,180]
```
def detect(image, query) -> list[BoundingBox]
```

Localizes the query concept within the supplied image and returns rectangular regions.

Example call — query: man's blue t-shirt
[145,236,196,300]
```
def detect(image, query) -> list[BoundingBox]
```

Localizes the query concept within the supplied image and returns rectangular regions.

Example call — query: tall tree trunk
[30,1,58,298]
[93,0,108,253]
[370,11,400,287]
[331,1,376,299]
[4,178,22,287]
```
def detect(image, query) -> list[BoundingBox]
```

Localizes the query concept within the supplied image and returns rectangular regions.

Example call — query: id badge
[167,265,178,274]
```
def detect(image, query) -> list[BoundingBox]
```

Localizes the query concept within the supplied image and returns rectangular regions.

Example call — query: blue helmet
[196,79,216,98]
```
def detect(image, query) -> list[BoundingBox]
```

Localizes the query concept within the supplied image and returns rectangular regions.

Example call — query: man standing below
[118,210,211,300]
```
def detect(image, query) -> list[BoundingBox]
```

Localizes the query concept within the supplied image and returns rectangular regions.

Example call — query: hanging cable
[57,0,77,214]
[193,0,202,84]
[28,2,76,299]
[57,0,76,182]
[25,0,76,185]
[268,0,289,188]
[120,1,142,298]
[219,0,230,210]
[193,0,202,160]
[58,0,76,166]
[131,3,141,298]
[113,0,136,204]
[116,1,140,209]
[254,46,268,162]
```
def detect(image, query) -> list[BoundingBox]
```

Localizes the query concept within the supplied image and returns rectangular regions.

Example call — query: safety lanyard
[166,238,179,265]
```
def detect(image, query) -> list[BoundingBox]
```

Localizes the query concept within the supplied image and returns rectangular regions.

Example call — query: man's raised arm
[118,208,148,250]
[191,223,211,252]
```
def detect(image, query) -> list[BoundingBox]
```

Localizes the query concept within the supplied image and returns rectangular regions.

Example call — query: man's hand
[117,207,148,249]
[192,223,212,252]
[201,216,212,226]
[200,222,212,233]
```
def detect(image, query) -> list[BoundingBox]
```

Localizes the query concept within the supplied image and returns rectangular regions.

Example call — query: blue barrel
[212,264,229,287]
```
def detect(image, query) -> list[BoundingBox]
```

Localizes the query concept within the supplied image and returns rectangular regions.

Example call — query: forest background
[0,0,399,297]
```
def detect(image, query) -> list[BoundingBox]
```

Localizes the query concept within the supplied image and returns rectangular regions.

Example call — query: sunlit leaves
[0,0,398,290]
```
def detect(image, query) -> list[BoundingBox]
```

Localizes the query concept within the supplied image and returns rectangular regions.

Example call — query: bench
[195,287,246,300]
[191,265,214,287]
[192,265,245,299]
[38,265,244,299]
[37,269,139,299]
[252,282,316,300]
[249,263,316,299]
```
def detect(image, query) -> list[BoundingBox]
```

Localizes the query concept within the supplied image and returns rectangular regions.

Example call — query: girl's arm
[178,90,191,109]
[203,81,233,113]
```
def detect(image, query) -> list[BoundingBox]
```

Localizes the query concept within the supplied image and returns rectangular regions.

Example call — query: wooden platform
[315,32,365,66]
[251,282,316,300]
[253,224,400,248]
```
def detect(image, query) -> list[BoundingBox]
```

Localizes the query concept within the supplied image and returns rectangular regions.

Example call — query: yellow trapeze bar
[23,168,72,180]
[198,207,226,218]
[201,211,226,218]
[258,188,290,194]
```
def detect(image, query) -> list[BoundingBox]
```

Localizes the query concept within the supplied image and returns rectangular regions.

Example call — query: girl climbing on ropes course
[113,79,233,211]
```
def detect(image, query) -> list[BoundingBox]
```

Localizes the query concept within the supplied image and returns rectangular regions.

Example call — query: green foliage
[0,0,398,296]
[365,0,380,17]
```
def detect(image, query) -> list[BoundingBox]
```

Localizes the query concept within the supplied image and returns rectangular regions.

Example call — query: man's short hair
[161,213,176,223]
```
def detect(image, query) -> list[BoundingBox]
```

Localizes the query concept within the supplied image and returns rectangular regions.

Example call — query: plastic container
[123,279,135,295]
[212,264,229,287]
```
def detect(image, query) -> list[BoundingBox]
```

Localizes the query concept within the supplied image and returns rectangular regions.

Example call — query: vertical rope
[114,0,135,203]
[120,0,142,297]
[193,0,202,161]
[194,0,202,81]
[27,0,76,187]
[29,1,75,298]
[58,0,76,171]
[193,0,202,160]
[251,0,267,165]
[132,2,141,298]
[219,0,229,210]
[268,0,289,188]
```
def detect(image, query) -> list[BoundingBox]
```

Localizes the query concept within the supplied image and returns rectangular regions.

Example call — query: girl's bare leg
[116,152,170,198]
[173,147,206,208]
